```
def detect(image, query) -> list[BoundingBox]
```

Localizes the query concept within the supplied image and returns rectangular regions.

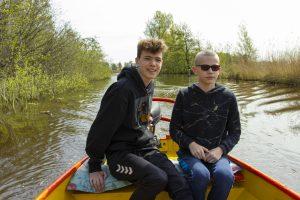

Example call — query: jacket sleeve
[219,94,241,155]
[85,83,128,173]
[169,90,194,150]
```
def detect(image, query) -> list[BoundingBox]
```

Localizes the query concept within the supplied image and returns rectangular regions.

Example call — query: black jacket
[169,83,241,155]
[86,66,157,172]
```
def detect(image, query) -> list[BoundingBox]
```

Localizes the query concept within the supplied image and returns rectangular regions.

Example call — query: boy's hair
[137,39,167,58]
[194,50,219,65]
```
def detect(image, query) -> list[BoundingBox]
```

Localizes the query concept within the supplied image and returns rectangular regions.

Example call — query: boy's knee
[214,169,234,184]
[169,174,189,191]
[144,165,168,188]
[193,168,210,183]
[154,171,168,188]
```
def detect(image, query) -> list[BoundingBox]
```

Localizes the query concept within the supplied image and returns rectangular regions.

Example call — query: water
[0,74,299,199]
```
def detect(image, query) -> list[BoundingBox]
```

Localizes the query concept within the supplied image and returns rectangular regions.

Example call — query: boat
[36,97,300,200]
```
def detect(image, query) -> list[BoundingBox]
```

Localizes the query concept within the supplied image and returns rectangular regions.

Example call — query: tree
[117,62,122,71]
[0,0,110,80]
[144,11,173,39]
[236,23,257,62]
[0,0,55,73]
[160,23,199,74]
[176,24,198,70]
[111,63,117,71]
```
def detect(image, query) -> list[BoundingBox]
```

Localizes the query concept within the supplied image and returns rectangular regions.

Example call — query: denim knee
[192,167,210,185]
[214,169,234,185]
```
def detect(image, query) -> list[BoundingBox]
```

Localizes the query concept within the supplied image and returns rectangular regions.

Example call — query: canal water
[0,74,299,199]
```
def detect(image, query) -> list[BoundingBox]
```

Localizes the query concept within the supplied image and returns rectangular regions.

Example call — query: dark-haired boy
[86,39,193,200]
[170,50,241,200]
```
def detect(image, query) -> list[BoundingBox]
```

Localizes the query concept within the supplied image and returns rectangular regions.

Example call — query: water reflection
[0,79,111,199]
[0,75,299,199]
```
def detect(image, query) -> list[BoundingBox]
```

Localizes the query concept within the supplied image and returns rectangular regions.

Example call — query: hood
[117,65,154,94]
[191,83,225,95]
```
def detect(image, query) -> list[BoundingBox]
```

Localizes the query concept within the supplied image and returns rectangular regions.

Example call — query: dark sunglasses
[196,64,221,71]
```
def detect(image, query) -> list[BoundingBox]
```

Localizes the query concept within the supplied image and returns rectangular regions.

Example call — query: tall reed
[222,50,300,85]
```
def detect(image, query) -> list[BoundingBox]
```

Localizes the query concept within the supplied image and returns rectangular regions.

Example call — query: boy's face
[135,50,163,84]
[192,55,220,85]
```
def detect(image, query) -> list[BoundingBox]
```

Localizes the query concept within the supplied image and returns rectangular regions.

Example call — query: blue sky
[51,0,300,63]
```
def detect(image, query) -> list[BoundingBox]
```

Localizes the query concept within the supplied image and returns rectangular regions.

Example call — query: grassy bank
[221,50,300,85]
[0,64,111,110]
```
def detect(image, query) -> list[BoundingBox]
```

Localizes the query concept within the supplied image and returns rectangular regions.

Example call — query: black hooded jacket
[170,83,241,155]
[86,66,157,172]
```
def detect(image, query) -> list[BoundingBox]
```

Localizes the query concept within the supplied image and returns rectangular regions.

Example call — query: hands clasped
[188,142,223,163]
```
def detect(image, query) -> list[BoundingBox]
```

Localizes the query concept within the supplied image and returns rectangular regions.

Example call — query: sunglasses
[196,64,221,71]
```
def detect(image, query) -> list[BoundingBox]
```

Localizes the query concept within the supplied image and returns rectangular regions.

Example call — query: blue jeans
[179,154,234,200]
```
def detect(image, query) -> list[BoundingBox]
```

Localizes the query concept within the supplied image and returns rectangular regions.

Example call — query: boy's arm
[170,91,194,149]
[85,83,128,173]
[219,95,241,155]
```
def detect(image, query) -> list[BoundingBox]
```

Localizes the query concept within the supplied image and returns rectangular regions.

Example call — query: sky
[51,0,300,63]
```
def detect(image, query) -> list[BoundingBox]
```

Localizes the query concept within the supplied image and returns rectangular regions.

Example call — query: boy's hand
[189,142,209,160]
[89,171,107,193]
[205,147,223,163]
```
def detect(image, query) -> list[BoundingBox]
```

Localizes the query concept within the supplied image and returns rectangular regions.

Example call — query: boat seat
[67,159,243,194]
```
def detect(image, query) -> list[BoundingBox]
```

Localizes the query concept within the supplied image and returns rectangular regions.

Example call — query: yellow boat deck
[70,186,257,200]
[42,170,288,200]
[37,138,299,200]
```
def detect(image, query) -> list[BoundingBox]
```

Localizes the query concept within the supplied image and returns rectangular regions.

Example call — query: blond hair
[137,39,167,58]
[194,50,219,65]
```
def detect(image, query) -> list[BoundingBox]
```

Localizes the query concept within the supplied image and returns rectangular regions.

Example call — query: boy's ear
[191,66,198,75]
